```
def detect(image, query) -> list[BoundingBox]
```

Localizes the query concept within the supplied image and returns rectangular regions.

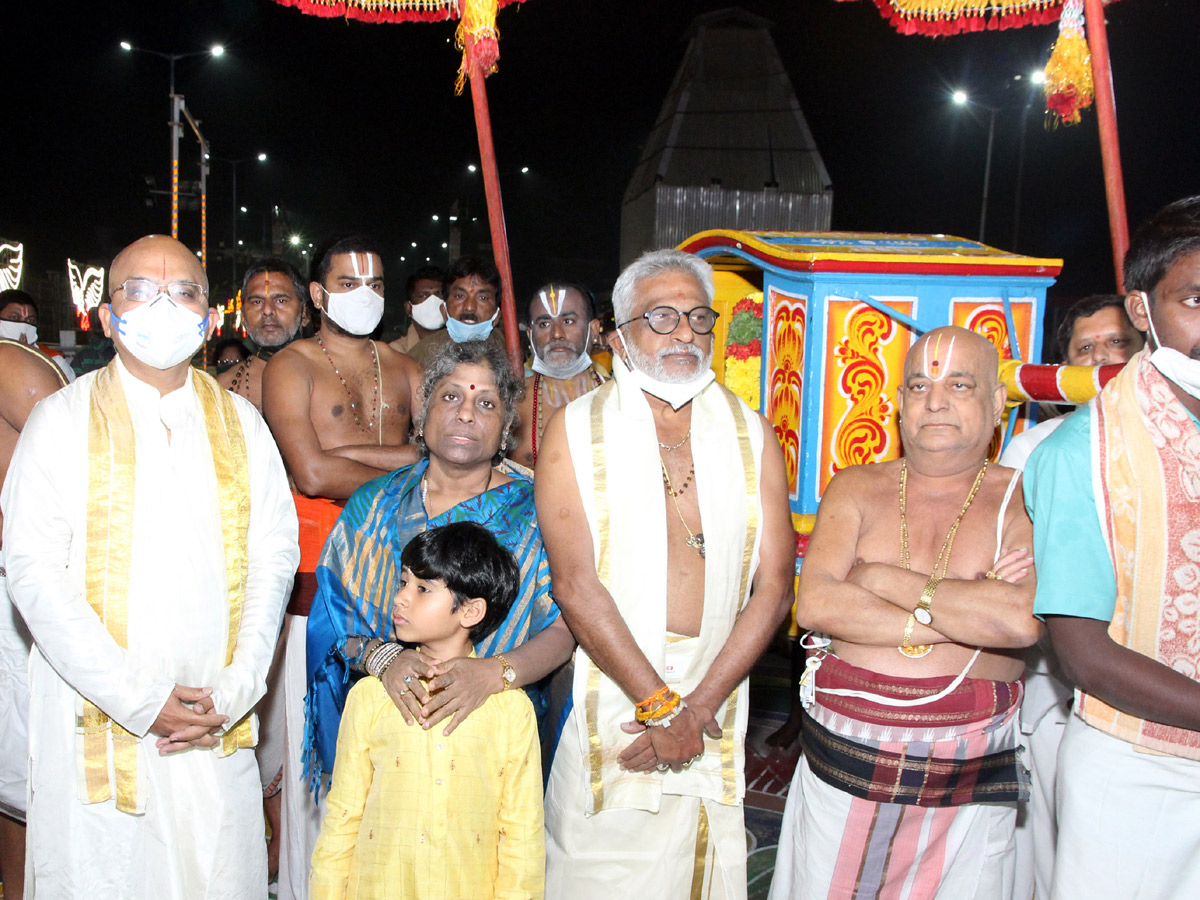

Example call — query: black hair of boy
[400,522,520,642]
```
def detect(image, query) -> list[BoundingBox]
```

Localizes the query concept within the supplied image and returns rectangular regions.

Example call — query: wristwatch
[913,574,941,626]
[496,654,516,691]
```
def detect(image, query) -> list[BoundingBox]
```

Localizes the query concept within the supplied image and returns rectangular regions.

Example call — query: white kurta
[0,358,299,900]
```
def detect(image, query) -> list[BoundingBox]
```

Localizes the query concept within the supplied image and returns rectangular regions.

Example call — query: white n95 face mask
[110,297,207,370]
[324,284,385,336]
[0,320,37,345]
[1143,292,1200,400]
[409,294,446,330]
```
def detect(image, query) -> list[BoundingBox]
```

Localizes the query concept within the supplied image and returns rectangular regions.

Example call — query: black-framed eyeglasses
[112,278,208,305]
[617,305,720,336]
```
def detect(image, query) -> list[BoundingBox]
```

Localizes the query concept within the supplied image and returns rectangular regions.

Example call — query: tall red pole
[1083,0,1129,292]
[467,42,523,376]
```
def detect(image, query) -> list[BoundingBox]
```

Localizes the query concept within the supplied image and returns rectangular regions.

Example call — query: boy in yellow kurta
[309,522,545,900]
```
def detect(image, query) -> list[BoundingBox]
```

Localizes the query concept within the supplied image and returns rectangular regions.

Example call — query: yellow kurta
[309,676,544,900]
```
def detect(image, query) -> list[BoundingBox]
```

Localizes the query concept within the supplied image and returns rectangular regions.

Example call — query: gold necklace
[897,458,989,658]
[661,459,705,558]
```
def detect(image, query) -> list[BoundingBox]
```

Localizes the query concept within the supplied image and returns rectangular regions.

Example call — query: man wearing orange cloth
[261,234,421,900]
[770,326,1041,900]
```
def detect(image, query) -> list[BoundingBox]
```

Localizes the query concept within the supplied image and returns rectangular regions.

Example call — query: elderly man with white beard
[536,249,795,899]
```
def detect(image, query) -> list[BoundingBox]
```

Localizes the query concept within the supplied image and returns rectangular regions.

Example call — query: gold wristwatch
[495,654,516,691]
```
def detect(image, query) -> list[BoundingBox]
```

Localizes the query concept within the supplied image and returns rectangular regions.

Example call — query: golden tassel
[1043,0,1094,126]
[454,0,501,95]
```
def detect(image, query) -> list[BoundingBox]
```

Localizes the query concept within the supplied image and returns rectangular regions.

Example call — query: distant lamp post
[211,152,268,285]
[952,90,999,243]
[119,40,225,241]
[1011,69,1046,252]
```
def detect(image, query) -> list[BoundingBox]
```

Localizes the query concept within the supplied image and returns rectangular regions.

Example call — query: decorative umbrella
[272,0,526,373]
[838,0,1129,289]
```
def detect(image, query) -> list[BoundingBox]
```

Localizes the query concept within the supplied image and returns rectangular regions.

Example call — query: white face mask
[531,346,593,379]
[323,284,384,336]
[614,330,715,410]
[110,296,207,370]
[0,320,37,345]
[1143,293,1200,400]
[409,294,446,331]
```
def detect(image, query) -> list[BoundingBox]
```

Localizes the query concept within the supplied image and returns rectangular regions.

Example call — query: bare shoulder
[264,338,319,378]
[0,341,64,385]
[375,341,421,378]
[829,460,894,498]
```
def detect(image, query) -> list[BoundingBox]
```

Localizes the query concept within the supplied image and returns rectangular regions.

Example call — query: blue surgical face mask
[445,312,498,343]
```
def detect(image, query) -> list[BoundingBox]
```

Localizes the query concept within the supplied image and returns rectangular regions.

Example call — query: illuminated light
[120,41,132,51]
[237,240,244,246]
[211,44,225,57]
[441,242,448,249]
[411,241,418,248]
[1030,69,1046,85]
[467,164,477,173]
[0,241,24,290]
[432,214,439,222]
[400,256,406,262]
[952,90,969,105]
[289,234,301,246]
[256,152,267,162]
[449,215,458,222]
[521,166,529,174]
[67,259,106,328]
[240,206,247,213]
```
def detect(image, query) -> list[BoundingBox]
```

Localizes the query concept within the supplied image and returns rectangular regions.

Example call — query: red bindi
[469,384,476,390]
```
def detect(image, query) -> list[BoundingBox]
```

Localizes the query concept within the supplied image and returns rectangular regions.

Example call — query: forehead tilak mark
[921,334,956,381]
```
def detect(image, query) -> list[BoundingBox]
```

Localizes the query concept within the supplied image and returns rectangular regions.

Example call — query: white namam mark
[921,333,957,382]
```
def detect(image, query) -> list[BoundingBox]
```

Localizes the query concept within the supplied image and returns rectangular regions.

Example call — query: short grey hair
[611,249,715,325]
[412,340,524,465]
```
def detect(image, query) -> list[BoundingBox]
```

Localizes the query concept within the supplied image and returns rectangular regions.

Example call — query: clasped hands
[151,685,229,755]
[381,649,499,736]
[616,696,722,774]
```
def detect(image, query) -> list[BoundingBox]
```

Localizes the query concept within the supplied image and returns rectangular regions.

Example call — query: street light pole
[952,91,999,244]
[215,153,268,285]
[119,41,224,239]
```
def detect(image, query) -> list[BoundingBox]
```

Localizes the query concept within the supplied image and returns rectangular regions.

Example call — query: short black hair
[211,337,249,365]
[524,282,598,325]
[1055,294,1132,362]
[406,265,447,302]
[241,257,307,300]
[413,339,524,466]
[400,522,519,643]
[309,234,384,287]
[0,289,36,316]
[1124,196,1200,297]
[445,257,501,299]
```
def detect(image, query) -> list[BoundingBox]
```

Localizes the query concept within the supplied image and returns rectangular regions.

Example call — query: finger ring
[403,675,414,684]
[656,763,669,772]
[682,760,692,769]
[397,688,410,697]
[985,571,998,580]
[691,753,703,763]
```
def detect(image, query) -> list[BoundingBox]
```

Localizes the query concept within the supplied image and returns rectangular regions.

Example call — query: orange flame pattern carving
[767,290,806,495]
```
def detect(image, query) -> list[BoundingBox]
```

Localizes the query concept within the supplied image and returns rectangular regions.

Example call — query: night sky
[3,0,1197,323]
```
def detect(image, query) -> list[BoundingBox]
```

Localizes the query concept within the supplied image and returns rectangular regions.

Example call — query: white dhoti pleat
[1051,715,1200,900]
[275,614,325,900]
[545,708,746,900]
[0,558,30,821]
[255,627,287,793]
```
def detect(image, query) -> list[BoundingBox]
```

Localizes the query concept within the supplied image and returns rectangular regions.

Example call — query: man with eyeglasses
[536,249,795,899]
[0,234,300,898]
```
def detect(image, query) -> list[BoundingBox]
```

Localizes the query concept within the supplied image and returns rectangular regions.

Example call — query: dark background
[3,0,1196,335]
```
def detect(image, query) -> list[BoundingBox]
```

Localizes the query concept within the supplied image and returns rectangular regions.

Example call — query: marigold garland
[1043,0,1094,125]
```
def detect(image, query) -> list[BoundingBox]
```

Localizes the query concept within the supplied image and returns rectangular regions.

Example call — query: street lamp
[210,152,268,285]
[1011,70,1046,252]
[952,90,998,243]
[120,41,225,241]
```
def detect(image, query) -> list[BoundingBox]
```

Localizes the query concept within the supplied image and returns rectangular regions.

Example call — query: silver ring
[397,688,410,697]
[682,760,692,769]
[403,675,414,684]
[656,763,669,772]
[691,753,704,764]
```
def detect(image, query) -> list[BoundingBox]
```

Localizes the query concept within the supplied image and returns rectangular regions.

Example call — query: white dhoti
[545,707,746,899]
[1052,715,1200,900]
[546,363,764,899]
[275,613,324,900]
[255,627,287,796]
[0,555,30,821]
